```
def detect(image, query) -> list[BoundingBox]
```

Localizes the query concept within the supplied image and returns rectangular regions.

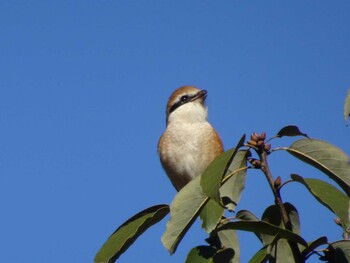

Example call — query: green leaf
[248,246,268,263]
[236,210,259,221]
[185,246,236,263]
[215,221,307,247]
[219,150,249,211]
[236,210,263,243]
[216,227,240,263]
[162,148,249,254]
[94,204,169,263]
[201,135,246,202]
[276,125,308,138]
[271,239,295,263]
[301,236,328,258]
[161,176,209,254]
[286,139,350,197]
[325,240,350,263]
[344,87,350,124]
[185,246,216,263]
[261,203,300,245]
[291,174,350,231]
[205,229,239,263]
[213,248,235,263]
[200,198,224,233]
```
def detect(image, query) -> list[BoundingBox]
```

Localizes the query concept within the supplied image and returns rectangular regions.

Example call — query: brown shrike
[158,86,224,191]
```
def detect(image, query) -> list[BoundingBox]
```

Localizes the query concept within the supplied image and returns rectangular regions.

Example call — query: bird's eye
[180,95,189,102]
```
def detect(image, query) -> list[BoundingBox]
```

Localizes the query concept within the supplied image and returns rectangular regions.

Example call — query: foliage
[94,89,350,263]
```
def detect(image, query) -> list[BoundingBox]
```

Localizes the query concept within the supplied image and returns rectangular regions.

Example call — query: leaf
[285,203,300,235]
[248,246,269,263]
[213,248,235,263]
[236,210,259,221]
[272,239,295,263]
[291,174,350,231]
[215,221,307,247]
[216,227,240,263]
[325,240,350,263]
[220,150,249,211]
[185,246,236,263]
[236,210,263,243]
[185,246,216,263]
[261,203,300,245]
[94,204,169,263]
[344,87,350,124]
[301,236,328,258]
[201,134,246,202]
[276,125,309,138]
[163,149,249,254]
[286,139,350,197]
[161,176,209,254]
[200,198,224,233]
[201,150,249,232]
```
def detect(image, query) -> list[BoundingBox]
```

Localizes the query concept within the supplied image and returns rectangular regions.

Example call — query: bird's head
[165,86,208,125]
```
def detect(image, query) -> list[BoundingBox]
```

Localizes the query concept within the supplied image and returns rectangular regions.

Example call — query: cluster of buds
[247,132,271,153]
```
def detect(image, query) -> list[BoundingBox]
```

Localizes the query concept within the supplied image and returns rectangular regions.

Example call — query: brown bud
[264,143,271,152]
[258,132,266,141]
[251,132,259,142]
[252,160,261,168]
[257,140,264,146]
[247,158,261,168]
[247,140,258,147]
[274,176,282,188]
[248,158,256,164]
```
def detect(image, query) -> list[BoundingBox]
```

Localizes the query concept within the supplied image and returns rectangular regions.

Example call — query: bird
[158,86,224,191]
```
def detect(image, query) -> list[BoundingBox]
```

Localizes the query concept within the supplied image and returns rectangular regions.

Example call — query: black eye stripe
[169,100,184,114]
[169,95,192,114]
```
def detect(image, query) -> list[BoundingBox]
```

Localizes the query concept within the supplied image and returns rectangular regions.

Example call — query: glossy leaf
[215,221,307,247]
[94,204,169,263]
[344,87,350,124]
[219,150,249,211]
[291,174,350,231]
[276,125,308,138]
[286,139,350,196]
[161,176,209,254]
[201,134,246,202]
[185,246,216,263]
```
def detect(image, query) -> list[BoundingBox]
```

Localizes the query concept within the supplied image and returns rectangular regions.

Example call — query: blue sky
[1,1,349,262]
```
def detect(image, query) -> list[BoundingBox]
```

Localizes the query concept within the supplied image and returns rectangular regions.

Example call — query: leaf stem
[258,149,304,262]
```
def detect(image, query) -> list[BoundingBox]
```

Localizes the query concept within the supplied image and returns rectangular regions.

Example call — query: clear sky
[1,1,349,262]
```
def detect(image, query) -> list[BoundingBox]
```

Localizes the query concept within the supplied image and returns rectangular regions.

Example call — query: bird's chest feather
[162,123,211,177]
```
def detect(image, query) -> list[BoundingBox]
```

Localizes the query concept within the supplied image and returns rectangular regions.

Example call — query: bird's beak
[191,90,207,102]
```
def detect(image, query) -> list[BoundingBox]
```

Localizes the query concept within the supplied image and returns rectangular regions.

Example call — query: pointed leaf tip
[276,125,309,138]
